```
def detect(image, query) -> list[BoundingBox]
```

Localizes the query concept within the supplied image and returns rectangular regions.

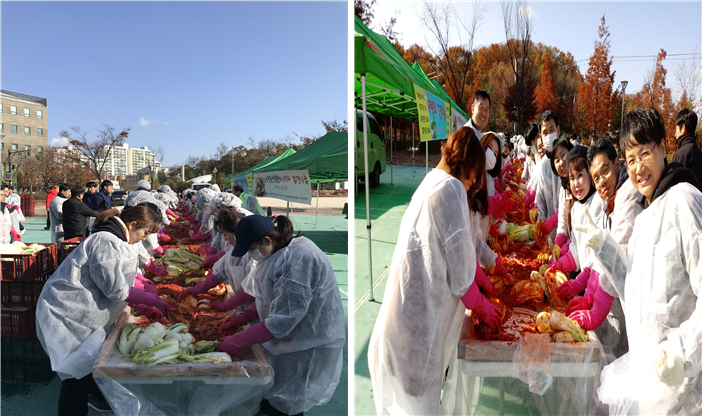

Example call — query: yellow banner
[246,173,253,192]
[414,84,431,142]
[445,102,452,136]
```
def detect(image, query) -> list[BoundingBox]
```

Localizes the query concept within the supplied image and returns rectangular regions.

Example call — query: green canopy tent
[223,148,297,186]
[355,16,469,300]
[252,131,348,221]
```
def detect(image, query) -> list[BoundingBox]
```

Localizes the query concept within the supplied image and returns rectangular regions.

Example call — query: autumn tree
[354,0,376,25]
[533,52,559,115]
[576,15,616,137]
[632,49,676,151]
[59,124,131,182]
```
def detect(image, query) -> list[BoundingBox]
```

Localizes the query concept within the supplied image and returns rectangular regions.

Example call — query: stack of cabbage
[153,247,205,281]
[118,322,231,365]
[0,242,46,255]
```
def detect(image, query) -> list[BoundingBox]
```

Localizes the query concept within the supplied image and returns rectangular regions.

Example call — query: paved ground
[2,213,349,416]
[354,166,541,416]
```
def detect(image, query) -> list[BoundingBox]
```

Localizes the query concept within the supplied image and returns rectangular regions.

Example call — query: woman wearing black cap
[216,215,345,416]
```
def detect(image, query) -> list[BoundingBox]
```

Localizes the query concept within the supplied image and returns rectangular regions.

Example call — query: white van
[355,109,387,187]
[191,183,212,191]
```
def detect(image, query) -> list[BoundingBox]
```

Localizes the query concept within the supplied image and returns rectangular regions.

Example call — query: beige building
[129,146,157,175]
[0,89,49,155]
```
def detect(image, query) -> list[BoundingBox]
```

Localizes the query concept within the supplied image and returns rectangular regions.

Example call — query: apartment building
[0,89,48,155]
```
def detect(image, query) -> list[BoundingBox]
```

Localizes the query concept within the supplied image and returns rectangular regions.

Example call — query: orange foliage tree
[632,50,677,152]
[533,52,559,115]
[576,15,616,137]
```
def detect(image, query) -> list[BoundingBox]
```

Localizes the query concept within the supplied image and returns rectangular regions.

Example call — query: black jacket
[672,133,702,192]
[62,197,97,240]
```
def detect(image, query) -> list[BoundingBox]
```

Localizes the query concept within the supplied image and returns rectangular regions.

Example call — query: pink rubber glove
[566,296,592,316]
[524,187,536,208]
[561,239,571,254]
[165,208,179,220]
[157,232,169,239]
[219,302,260,337]
[198,242,212,257]
[133,274,158,295]
[569,284,614,330]
[129,303,166,323]
[554,233,567,248]
[212,288,254,313]
[191,231,206,242]
[135,272,156,288]
[207,246,218,256]
[125,287,175,316]
[557,267,591,300]
[473,260,497,295]
[582,270,601,305]
[10,225,21,241]
[461,281,502,330]
[542,211,559,235]
[217,321,275,357]
[200,251,225,270]
[154,246,166,256]
[144,260,168,277]
[494,178,506,194]
[487,194,506,220]
[178,274,220,300]
[547,252,577,274]
[501,163,512,177]
[168,222,179,229]
[493,257,509,278]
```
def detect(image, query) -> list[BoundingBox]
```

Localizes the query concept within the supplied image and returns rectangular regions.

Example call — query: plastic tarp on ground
[223,148,297,184]
[252,132,348,183]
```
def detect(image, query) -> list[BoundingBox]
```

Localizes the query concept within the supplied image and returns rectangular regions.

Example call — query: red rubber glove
[547,252,577,274]
[153,246,166,256]
[191,231,206,242]
[554,233,567,248]
[565,296,592,316]
[582,270,601,305]
[165,208,179,220]
[557,267,591,300]
[560,239,571,254]
[133,274,158,295]
[493,257,508,278]
[125,287,175,316]
[569,284,614,330]
[168,222,179,229]
[217,321,275,357]
[494,178,505,194]
[144,260,168,277]
[487,194,506,220]
[129,303,166,323]
[524,187,536,208]
[542,211,559,235]
[207,246,218,257]
[461,281,502,330]
[212,288,254,313]
[200,251,225,270]
[10,226,21,241]
[135,272,156,288]
[157,232,169,239]
[473,260,497,295]
[178,273,220,300]
[219,302,259,337]
[501,163,512,177]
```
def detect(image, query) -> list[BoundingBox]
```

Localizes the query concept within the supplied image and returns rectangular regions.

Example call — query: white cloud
[49,137,70,147]
[519,5,536,22]
[140,117,151,126]
[140,117,169,126]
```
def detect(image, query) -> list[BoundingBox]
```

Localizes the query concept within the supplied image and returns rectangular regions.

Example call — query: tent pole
[362,74,374,302]
[412,123,416,177]
[390,116,393,185]
[286,201,289,217]
[315,182,319,226]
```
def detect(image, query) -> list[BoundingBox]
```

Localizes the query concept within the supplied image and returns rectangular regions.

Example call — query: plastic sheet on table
[512,333,552,395]
[441,311,608,415]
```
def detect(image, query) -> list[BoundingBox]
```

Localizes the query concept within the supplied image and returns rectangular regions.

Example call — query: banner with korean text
[252,170,312,205]
[414,84,453,142]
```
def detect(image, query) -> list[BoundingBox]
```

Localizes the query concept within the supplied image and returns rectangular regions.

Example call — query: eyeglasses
[592,162,612,186]
[626,143,657,171]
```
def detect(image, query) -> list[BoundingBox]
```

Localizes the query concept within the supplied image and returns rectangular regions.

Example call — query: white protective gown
[569,192,605,272]
[536,156,561,226]
[248,237,345,415]
[555,187,571,241]
[35,231,138,380]
[595,182,702,414]
[212,248,256,293]
[0,207,12,244]
[369,169,477,415]
[49,195,67,243]
[6,193,25,232]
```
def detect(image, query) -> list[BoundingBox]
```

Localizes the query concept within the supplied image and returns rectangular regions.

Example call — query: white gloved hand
[657,343,685,387]
[573,207,605,252]
[485,148,497,170]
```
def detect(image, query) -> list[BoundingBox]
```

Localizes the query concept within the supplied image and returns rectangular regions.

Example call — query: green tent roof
[223,148,297,183]
[354,16,469,122]
[253,131,348,183]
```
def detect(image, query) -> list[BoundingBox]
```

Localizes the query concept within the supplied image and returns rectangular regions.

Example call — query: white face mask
[542,132,558,153]
[248,240,270,262]
[485,148,496,170]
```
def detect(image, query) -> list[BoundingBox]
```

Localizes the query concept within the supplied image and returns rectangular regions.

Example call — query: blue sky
[372,1,701,98]
[2,1,347,166]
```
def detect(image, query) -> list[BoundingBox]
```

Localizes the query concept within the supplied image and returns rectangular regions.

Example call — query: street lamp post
[7,148,31,186]
[620,80,628,135]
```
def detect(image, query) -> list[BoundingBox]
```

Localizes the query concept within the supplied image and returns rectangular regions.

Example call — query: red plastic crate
[1,334,47,358]
[59,237,86,265]
[1,356,54,382]
[1,306,36,337]
[1,243,58,281]
[19,195,35,217]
